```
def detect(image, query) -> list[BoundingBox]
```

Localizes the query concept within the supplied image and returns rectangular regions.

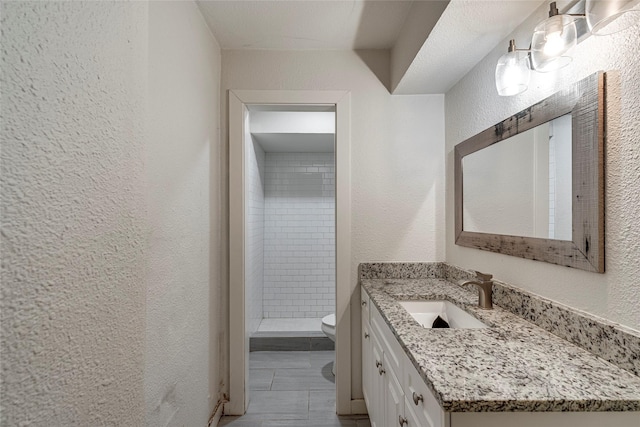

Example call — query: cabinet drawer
[371,304,404,380]
[361,288,370,324]
[403,352,445,427]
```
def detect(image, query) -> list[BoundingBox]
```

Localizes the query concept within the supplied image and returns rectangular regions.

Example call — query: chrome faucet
[458,271,493,309]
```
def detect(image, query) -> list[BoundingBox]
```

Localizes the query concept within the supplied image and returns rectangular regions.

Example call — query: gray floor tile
[309,390,336,413]
[250,351,311,369]
[307,420,357,427]
[247,390,309,415]
[250,369,275,391]
[262,420,357,427]
[237,413,309,421]
[270,368,335,391]
[219,416,262,426]
[224,351,369,426]
[309,350,335,367]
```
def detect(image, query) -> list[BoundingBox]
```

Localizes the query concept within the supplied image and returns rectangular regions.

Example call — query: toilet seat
[321,314,336,340]
[322,313,335,327]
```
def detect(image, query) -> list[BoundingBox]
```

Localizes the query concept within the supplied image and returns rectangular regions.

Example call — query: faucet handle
[474,271,493,282]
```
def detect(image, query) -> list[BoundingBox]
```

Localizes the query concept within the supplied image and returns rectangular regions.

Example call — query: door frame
[227,90,352,415]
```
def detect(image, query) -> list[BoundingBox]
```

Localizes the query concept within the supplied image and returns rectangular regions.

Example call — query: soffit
[197,0,414,50]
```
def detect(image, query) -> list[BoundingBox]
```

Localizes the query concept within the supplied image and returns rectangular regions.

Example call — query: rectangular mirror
[455,72,605,273]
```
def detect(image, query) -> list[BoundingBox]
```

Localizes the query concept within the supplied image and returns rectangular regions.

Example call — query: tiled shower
[263,153,335,319]
[245,110,336,336]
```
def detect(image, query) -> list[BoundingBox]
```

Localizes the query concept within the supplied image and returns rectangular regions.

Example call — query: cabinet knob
[375,360,382,368]
[364,332,369,339]
[378,366,385,376]
[361,300,367,306]
[398,415,408,426]
[412,392,424,405]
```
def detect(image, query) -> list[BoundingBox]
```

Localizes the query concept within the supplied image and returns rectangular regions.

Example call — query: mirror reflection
[462,114,572,240]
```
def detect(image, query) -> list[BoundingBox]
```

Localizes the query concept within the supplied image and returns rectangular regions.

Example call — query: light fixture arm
[548,1,586,19]
[507,39,531,53]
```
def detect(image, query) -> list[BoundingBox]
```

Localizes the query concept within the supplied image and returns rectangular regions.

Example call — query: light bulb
[544,31,565,56]
[503,61,524,87]
[495,49,530,96]
[530,13,576,72]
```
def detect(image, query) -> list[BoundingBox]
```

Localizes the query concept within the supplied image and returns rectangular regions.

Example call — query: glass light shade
[495,50,530,96]
[530,14,577,72]
[586,0,640,35]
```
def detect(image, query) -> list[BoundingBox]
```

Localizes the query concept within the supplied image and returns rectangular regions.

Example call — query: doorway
[247,105,336,351]
[228,90,352,415]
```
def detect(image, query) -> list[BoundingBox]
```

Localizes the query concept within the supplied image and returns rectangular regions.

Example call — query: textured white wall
[246,137,265,334]
[445,5,640,330]
[263,152,336,319]
[220,49,446,399]
[1,2,148,425]
[145,2,222,426]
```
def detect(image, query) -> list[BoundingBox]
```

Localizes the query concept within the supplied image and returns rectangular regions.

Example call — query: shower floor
[251,317,333,352]
[257,317,323,333]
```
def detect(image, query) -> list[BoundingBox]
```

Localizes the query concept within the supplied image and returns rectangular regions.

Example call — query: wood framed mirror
[454,72,605,273]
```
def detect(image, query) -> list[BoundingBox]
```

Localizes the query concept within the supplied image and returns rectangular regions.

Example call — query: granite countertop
[362,278,640,412]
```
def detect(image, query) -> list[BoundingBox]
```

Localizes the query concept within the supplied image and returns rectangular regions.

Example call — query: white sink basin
[399,301,488,329]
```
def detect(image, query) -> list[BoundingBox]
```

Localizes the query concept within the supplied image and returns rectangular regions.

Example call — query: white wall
[145,2,222,426]
[445,5,640,330]
[246,136,265,334]
[220,49,446,400]
[263,152,336,319]
[1,2,148,425]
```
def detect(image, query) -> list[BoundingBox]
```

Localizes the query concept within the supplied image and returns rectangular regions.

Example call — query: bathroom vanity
[360,265,640,427]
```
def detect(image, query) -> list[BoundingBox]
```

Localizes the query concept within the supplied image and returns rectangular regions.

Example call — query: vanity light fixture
[530,2,577,72]
[495,39,531,96]
[586,0,640,35]
[495,0,639,96]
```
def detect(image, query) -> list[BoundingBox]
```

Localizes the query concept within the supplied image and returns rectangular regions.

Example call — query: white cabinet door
[362,316,372,409]
[369,330,385,427]
[404,397,422,427]
[403,352,445,427]
[383,353,405,427]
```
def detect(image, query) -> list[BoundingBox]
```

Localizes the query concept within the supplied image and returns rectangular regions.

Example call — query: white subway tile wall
[263,152,336,318]
[246,139,265,334]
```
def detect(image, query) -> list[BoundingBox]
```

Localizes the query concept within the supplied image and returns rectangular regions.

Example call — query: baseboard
[350,398,368,415]
[208,399,225,427]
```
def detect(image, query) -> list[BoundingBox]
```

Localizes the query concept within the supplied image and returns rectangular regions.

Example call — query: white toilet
[321,313,336,375]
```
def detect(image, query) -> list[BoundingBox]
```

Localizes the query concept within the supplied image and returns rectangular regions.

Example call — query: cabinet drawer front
[361,288,370,324]
[371,304,404,378]
[403,353,444,427]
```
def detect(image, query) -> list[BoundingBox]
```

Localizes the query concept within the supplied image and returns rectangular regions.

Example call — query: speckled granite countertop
[362,278,640,412]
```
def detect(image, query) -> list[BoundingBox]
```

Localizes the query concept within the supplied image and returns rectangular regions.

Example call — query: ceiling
[197,0,548,93]
[197,0,414,50]
[252,133,335,152]
[249,109,335,153]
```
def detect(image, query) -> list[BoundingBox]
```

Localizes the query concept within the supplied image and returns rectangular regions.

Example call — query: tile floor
[219,351,370,427]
